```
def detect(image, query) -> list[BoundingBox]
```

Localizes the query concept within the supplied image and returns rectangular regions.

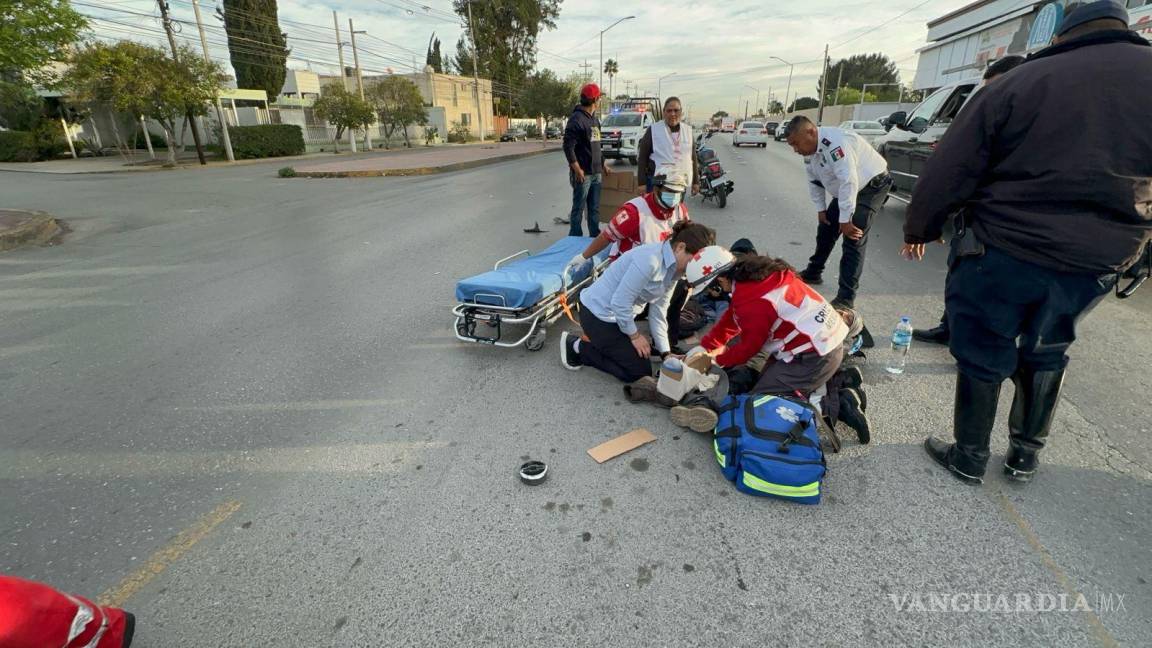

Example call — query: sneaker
[670,404,718,433]
[559,331,582,371]
[798,268,823,285]
[830,297,855,311]
[838,387,871,444]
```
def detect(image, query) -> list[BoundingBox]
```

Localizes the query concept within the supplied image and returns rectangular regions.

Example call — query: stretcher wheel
[525,327,547,351]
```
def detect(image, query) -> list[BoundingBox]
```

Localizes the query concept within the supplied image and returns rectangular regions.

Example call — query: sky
[76,0,976,119]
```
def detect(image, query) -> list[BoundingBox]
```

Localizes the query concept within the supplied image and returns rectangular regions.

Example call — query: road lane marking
[96,500,242,608]
[186,398,404,412]
[997,494,1119,648]
[0,343,56,358]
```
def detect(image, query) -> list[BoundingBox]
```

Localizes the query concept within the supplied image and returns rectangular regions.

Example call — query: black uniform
[904,29,1152,481]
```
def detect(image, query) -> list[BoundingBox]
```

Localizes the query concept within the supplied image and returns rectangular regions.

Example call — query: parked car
[732,121,769,147]
[873,80,980,197]
[837,120,887,144]
[500,129,527,142]
[774,122,788,141]
[545,126,561,139]
[763,121,780,139]
[600,110,655,165]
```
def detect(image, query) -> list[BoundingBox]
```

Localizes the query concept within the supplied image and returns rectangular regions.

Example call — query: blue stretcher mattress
[455,236,609,309]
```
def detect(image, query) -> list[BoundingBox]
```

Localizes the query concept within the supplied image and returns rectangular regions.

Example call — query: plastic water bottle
[886,317,913,375]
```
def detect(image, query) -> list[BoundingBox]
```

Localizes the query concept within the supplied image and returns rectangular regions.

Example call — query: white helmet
[686,246,736,296]
[653,165,689,193]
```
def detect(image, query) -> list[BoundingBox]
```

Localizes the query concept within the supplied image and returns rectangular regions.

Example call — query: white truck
[599,97,658,165]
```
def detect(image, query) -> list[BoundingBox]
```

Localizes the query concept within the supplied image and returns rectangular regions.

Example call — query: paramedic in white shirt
[637,97,700,195]
[784,116,892,310]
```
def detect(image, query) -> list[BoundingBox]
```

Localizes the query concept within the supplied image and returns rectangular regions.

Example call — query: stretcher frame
[452,249,609,351]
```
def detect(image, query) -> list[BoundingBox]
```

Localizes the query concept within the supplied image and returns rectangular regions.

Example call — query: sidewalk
[291,140,562,177]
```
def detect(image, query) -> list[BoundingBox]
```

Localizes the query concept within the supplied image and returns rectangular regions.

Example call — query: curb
[292,147,560,178]
[0,210,64,252]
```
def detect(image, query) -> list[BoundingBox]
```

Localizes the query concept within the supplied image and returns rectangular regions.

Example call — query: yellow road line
[97,500,242,608]
[997,494,1119,648]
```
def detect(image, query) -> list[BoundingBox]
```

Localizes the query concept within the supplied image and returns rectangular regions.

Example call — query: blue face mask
[658,190,682,209]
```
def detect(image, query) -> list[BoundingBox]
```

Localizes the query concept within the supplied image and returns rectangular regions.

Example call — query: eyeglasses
[664,108,682,113]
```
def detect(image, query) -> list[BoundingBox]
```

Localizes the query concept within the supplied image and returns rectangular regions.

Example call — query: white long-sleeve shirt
[579,242,679,354]
[805,127,888,223]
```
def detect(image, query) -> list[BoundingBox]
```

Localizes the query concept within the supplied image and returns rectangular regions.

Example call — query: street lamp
[600,16,635,111]
[771,56,794,114]
[658,72,677,103]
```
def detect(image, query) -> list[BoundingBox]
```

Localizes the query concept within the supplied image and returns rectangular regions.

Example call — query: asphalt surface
[1,136,1149,647]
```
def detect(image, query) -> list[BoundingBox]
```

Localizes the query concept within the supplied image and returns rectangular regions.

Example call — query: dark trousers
[578,304,652,383]
[752,347,845,397]
[946,245,1115,384]
[568,171,602,237]
[806,177,891,304]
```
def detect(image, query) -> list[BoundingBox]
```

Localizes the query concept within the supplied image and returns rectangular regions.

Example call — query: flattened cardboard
[587,428,657,463]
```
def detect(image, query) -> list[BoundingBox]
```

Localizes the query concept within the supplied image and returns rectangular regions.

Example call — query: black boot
[798,267,823,285]
[924,372,1001,484]
[838,387,871,444]
[1004,366,1065,483]
[913,323,950,344]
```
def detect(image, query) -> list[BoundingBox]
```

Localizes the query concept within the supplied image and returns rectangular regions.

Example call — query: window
[602,114,643,127]
[452,84,458,107]
[461,113,471,126]
[932,84,976,125]
[742,122,763,129]
[1127,1,1150,9]
[906,85,954,125]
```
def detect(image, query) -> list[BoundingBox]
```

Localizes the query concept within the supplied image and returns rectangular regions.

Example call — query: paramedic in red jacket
[698,254,848,395]
[0,575,135,648]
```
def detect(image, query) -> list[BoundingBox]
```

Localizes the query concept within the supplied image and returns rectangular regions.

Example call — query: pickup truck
[873,80,979,200]
[600,110,654,165]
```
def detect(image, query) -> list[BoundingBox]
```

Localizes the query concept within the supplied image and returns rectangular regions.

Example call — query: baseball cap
[580,83,601,100]
[1057,1,1129,36]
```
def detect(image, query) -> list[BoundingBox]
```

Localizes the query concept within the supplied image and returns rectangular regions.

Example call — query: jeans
[577,305,652,383]
[946,245,1116,383]
[568,171,603,237]
[806,177,891,305]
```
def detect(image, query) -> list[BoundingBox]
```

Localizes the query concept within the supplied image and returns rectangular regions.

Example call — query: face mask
[658,190,682,209]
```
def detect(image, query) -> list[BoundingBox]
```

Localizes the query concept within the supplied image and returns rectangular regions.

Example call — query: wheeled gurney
[453,236,609,350]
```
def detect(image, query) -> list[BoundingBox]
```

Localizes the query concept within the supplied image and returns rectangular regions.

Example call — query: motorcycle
[696,132,734,208]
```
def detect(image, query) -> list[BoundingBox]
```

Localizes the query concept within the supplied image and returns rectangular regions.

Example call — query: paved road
[1,138,1149,647]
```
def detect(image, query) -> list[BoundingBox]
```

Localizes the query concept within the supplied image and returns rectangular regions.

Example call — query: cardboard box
[598,171,644,223]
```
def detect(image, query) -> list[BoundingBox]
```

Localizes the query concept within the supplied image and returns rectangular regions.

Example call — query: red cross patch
[660,231,672,241]
[701,265,713,275]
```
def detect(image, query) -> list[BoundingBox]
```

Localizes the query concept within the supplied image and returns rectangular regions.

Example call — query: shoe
[923,372,1002,484]
[798,268,823,285]
[912,324,950,345]
[122,611,136,647]
[841,366,863,391]
[670,404,718,433]
[1004,367,1065,483]
[559,331,582,371]
[553,216,570,225]
[838,388,871,444]
[830,297,855,311]
[623,376,676,408]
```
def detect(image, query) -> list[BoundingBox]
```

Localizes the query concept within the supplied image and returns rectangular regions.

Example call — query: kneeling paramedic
[566,168,694,347]
[559,222,716,384]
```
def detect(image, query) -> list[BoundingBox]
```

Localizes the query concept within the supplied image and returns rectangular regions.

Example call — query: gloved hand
[564,253,590,281]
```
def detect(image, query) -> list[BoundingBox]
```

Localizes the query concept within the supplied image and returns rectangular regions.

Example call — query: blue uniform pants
[945,245,1116,383]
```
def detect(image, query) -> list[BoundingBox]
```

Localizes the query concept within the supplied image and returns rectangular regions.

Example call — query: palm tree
[603,58,619,102]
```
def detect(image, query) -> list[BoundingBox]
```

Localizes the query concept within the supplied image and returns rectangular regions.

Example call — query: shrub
[0,131,37,162]
[278,166,297,177]
[134,129,168,150]
[228,124,305,159]
[447,121,472,143]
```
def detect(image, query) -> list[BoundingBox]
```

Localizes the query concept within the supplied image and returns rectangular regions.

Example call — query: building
[913,0,1152,91]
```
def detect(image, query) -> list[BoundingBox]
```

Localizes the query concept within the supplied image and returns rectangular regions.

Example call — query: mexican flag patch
[830,147,845,162]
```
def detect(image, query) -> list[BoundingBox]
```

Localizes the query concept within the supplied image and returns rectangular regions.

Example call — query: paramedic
[565,169,692,347]
[903,1,1152,484]
[563,83,611,237]
[637,97,700,194]
[559,222,716,383]
[1,575,135,647]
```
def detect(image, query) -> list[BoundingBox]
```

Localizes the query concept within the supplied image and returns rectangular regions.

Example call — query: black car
[500,129,527,142]
[873,81,978,198]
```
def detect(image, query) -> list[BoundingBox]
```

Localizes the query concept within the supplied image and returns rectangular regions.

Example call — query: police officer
[902,0,1152,485]
[785,116,892,310]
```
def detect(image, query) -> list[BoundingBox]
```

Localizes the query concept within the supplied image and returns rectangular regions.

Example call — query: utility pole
[331,11,355,152]
[466,0,486,141]
[816,44,830,126]
[349,19,372,150]
[192,0,234,162]
[579,60,593,82]
[832,63,844,107]
[157,0,207,165]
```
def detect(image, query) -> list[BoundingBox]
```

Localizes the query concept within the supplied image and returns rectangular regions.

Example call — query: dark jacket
[562,106,602,174]
[904,30,1152,274]
[637,125,700,188]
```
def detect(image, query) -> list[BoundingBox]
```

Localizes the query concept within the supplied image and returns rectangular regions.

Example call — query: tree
[788,97,819,112]
[766,100,784,115]
[313,84,374,152]
[219,0,289,100]
[603,58,618,99]
[519,69,575,121]
[0,0,87,87]
[817,53,900,104]
[451,0,562,116]
[366,76,428,149]
[833,87,879,105]
[61,41,224,164]
[711,110,729,120]
[426,33,444,73]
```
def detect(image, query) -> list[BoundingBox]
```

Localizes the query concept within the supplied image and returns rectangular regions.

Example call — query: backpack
[712,393,826,504]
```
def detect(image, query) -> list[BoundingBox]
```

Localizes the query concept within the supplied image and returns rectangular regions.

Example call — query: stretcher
[453,236,610,350]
